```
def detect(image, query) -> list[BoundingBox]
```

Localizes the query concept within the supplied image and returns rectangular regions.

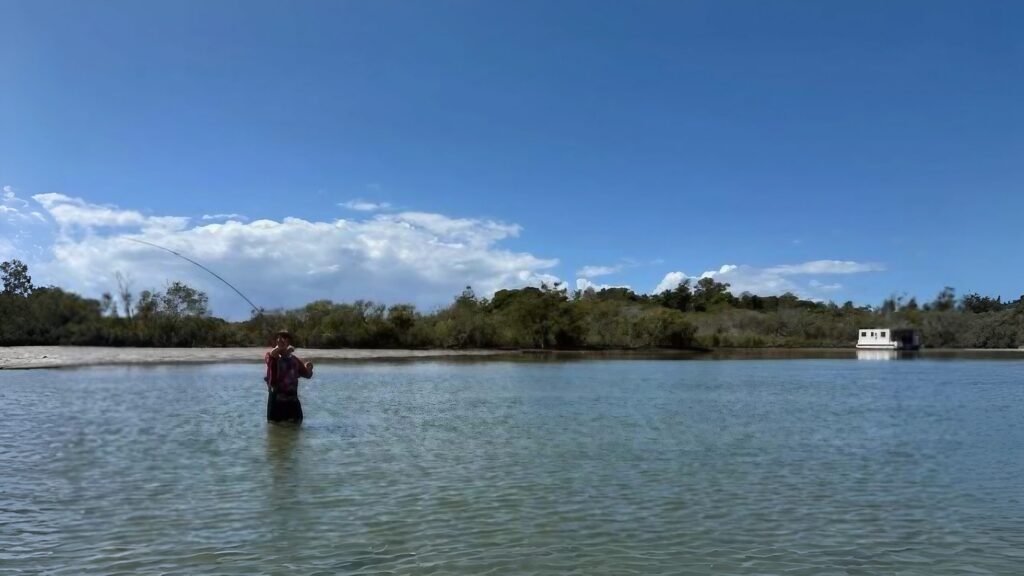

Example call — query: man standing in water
[265,330,314,422]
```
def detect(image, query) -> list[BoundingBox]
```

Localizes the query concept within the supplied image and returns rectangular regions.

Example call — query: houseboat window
[861,331,867,337]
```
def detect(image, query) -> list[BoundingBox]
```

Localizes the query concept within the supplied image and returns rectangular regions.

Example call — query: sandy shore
[0,346,510,370]
[4,345,1022,370]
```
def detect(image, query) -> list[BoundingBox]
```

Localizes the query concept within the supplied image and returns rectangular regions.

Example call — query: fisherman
[265,330,314,422]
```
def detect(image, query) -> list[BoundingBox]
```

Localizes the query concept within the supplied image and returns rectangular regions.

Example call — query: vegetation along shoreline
[2,259,1023,353]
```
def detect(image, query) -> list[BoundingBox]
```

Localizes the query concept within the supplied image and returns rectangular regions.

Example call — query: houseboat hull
[856,343,919,350]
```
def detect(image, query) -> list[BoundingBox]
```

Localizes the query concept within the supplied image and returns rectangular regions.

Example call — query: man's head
[274,330,292,348]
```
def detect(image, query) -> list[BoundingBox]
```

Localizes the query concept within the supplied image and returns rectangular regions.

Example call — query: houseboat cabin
[856,328,920,350]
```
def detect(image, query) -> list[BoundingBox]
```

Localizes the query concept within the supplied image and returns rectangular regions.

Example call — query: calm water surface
[2,359,1023,575]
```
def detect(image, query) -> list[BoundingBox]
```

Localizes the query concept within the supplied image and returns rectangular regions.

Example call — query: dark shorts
[267,391,303,422]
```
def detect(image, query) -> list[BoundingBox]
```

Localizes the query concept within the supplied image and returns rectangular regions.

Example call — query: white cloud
[0,236,16,261]
[2,186,35,220]
[703,264,740,278]
[1,188,53,261]
[201,213,249,222]
[386,212,520,245]
[575,278,631,293]
[340,199,392,212]
[652,260,881,299]
[16,193,560,319]
[764,260,884,275]
[577,264,620,278]
[809,279,842,292]
[652,271,692,294]
[32,193,189,233]
[652,265,741,295]
[4,191,889,316]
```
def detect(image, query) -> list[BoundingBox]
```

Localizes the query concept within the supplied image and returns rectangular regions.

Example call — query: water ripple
[1,360,1023,574]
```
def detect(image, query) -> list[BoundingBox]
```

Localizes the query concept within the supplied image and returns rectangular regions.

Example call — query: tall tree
[657,279,693,311]
[960,293,1003,313]
[116,271,134,320]
[0,259,34,297]
[932,286,956,312]
[100,292,118,317]
[692,277,733,312]
[160,281,210,317]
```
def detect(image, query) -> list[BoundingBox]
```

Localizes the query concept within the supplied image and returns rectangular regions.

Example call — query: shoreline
[0,346,512,370]
[2,345,1023,370]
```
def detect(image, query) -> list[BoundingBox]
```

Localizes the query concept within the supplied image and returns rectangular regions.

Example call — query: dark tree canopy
[1,259,34,297]
[0,259,1021,350]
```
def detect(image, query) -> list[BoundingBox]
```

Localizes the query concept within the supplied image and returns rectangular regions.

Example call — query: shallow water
[2,359,1023,574]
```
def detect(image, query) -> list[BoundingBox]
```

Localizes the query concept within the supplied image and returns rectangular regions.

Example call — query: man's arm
[293,355,314,378]
[264,351,275,391]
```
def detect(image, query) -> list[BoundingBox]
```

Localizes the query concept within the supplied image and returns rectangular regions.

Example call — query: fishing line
[123,237,262,316]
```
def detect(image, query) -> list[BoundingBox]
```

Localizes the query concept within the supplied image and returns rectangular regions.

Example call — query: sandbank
[0,346,509,370]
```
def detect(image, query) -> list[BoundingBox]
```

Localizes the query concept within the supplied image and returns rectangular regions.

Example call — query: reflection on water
[856,349,923,361]
[858,349,900,361]
[266,421,302,485]
[266,421,302,454]
[2,360,1024,574]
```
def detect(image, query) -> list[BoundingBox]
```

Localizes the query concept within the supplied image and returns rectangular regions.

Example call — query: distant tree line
[2,259,1022,349]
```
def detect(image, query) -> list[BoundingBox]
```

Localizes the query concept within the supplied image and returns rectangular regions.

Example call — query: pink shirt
[265,352,311,399]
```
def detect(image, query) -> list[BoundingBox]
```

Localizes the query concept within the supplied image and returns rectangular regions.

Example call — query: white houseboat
[856,328,920,350]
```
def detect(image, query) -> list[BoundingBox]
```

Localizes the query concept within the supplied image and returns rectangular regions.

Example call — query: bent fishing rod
[123,238,263,316]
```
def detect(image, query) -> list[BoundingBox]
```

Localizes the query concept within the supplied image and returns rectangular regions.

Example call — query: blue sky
[2,1,1022,318]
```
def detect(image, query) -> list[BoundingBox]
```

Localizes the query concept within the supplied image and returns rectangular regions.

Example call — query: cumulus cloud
[389,212,520,245]
[651,265,738,294]
[652,261,881,299]
[14,193,560,319]
[575,277,631,293]
[201,213,249,222]
[809,279,843,292]
[340,199,392,212]
[764,260,884,275]
[577,264,621,278]
[4,189,888,316]
[33,193,189,233]
[652,271,692,294]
